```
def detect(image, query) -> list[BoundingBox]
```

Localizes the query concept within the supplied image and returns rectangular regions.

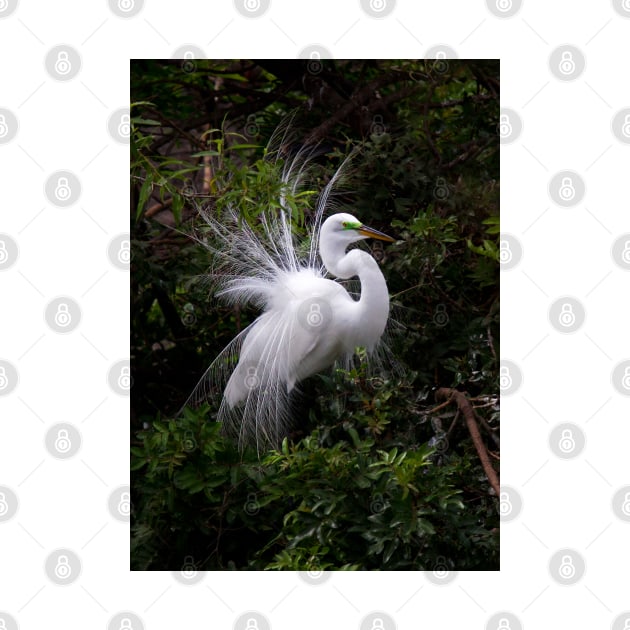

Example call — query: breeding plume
[182,144,395,449]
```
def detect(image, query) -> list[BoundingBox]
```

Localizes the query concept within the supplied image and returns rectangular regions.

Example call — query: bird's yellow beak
[358,224,396,243]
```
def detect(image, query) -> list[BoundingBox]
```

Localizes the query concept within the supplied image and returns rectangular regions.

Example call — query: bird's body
[183,150,395,449]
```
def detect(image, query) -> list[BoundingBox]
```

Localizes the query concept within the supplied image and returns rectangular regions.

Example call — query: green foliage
[131,383,498,571]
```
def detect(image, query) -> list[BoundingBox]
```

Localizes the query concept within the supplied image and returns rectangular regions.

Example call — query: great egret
[182,146,396,449]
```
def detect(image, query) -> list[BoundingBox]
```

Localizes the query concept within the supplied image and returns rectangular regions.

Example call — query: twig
[435,387,500,497]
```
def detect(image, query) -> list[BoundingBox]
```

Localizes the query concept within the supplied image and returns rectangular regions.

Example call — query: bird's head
[322,212,396,246]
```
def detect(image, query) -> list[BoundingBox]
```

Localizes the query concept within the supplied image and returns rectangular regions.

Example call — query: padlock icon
[623,618,630,630]
[499,365,512,390]
[434,304,448,326]
[244,493,259,515]
[117,0,135,11]
[54,302,72,327]
[558,303,575,327]
[499,491,512,516]
[433,50,448,73]
[621,492,630,516]
[558,51,575,75]
[559,428,575,453]
[433,177,448,200]
[369,0,386,12]
[308,49,322,74]
[54,50,72,75]
[623,0,630,11]
[621,241,630,264]
[119,618,133,630]
[181,555,197,577]
[54,176,72,201]
[118,239,131,264]
[622,367,630,390]
[181,50,196,73]
[499,239,513,264]
[118,491,131,516]
[245,367,259,389]
[183,430,196,451]
[0,491,8,516]
[371,618,385,630]
[497,619,511,630]
[54,554,72,579]
[0,114,8,138]
[118,114,130,138]
[496,0,512,11]
[244,0,261,11]
[558,176,575,201]
[0,366,8,390]
[622,114,630,138]
[307,303,323,327]
[0,619,7,630]
[118,366,132,390]
[0,239,8,264]
[55,429,72,453]
[433,557,448,578]
[558,554,576,579]
[498,113,512,137]
[371,114,385,135]
[245,619,259,630]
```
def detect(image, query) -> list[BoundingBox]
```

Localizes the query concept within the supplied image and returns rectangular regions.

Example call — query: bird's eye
[341,221,348,228]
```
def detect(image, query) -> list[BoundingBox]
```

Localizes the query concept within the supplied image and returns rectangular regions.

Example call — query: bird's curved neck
[321,242,390,346]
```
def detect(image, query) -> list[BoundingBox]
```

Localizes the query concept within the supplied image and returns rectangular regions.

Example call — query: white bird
[182,150,396,449]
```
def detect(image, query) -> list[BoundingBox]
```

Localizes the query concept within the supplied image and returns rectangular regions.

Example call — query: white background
[0,1,629,629]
